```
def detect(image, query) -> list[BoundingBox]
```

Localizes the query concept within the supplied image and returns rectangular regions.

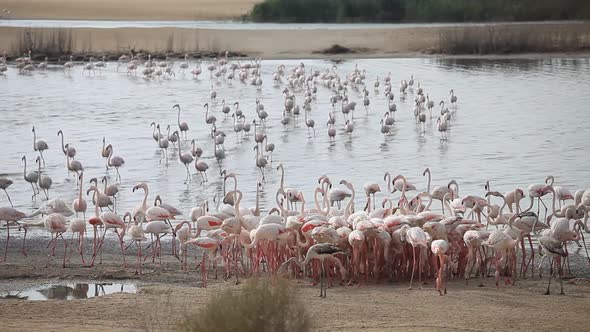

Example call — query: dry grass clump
[177,278,311,332]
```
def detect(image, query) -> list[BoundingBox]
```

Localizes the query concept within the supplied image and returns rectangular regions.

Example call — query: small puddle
[0,283,137,301]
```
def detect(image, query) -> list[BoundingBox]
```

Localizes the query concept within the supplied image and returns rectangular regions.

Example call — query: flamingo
[175,131,194,183]
[431,239,450,295]
[407,227,428,289]
[32,126,48,167]
[21,155,39,199]
[43,213,69,267]
[0,178,13,207]
[173,104,189,139]
[280,243,348,297]
[538,236,566,295]
[124,212,146,274]
[72,172,87,219]
[192,140,209,184]
[101,176,119,212]
[186,236,222,288]
[0,207,27,261]
[105,144,125,182]
[36,156,52,200]
[91,210,127,267]
[57,129,76,171]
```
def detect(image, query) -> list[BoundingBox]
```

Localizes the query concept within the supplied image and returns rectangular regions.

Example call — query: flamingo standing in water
[32,126,49,168]
[173,104,189,139]
[105,144,125,182]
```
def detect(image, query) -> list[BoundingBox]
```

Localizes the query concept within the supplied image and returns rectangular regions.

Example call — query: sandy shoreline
[1,22,589,59]
[0,0,261,20]
[1,232,590,331]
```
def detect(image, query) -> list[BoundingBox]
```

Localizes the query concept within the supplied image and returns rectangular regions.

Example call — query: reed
[15,28,73,58]
[437,25,590,54]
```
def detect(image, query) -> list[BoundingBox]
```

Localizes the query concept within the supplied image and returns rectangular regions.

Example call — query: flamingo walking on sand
[407,227,428,290]
[280,243,348,298]
[0,207,27,261]
[43,213,69,267]
[431,239,450,295]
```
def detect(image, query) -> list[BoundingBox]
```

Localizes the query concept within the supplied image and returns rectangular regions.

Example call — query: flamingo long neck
[279,166,285,191]
[424,194,432,211]
[22,158,27,178]
[151,125,157,139]
[385,173,393,193]
[254,185,260,217]
[234,191,242,220]
[425,169,431,194]
[498,194,507,215]
[344,185,355,220]
[443,195,454,216]
[92,189,99,217]
[177,107,181,126]
[59,132,66,154]
[142,187,149,211]
[78,174,84,201]
[107,147,113,166]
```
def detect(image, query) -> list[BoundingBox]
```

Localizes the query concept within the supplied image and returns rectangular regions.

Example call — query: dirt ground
[0,0,261,20]
[0,232,589,332]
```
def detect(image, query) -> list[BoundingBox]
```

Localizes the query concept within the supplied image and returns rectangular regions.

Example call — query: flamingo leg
[409,246,416,290]
[2,189,13,207]
[2,222,10,262]
[544,257,554,295]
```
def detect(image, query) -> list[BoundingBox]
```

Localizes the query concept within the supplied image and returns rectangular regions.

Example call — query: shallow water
[0,283,137,300]
[0,19,585,29]
[1,57,590,219]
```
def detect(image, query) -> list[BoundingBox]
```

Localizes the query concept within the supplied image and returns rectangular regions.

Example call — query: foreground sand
[0,0,261,20]
[1,234,589,331]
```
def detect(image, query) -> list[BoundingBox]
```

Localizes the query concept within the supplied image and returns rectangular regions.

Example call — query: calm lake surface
[1,57,589,218]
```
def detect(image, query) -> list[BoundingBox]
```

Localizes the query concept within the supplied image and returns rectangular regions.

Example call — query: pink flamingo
[431,239,449,295]
[186,236,222,288]
[280,243,348,298]
[406,226,428,289]
[43,213,69,267]
[72,172,87,219]
[0,207,27,261]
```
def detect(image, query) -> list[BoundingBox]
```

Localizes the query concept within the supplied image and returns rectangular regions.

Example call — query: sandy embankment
[0,0,261,20]
[1,22,590,59]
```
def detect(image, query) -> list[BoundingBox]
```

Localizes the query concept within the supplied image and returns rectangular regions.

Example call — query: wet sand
[1,232,589,331]
[0,0,261,20]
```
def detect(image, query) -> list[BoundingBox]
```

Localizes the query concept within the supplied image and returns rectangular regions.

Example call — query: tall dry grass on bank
[177,278,312,332]
[15,28,73,57]
[437,25,590,54]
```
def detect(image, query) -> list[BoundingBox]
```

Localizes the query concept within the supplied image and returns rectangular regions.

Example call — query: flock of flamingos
[0,52,589,298]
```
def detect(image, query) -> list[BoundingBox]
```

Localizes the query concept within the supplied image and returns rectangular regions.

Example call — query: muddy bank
[1,230,590,331]
[0,22,589,59]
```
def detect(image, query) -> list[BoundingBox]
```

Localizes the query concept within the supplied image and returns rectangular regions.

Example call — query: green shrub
[177,278,311,332]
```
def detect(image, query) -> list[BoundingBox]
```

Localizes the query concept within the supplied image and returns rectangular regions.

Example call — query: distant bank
[1,21,589,59]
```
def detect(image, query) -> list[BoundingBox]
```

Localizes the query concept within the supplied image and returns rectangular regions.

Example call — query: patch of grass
[177,278,311,332]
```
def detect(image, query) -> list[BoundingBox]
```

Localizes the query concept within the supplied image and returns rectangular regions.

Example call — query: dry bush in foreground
[177,278,311,332]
